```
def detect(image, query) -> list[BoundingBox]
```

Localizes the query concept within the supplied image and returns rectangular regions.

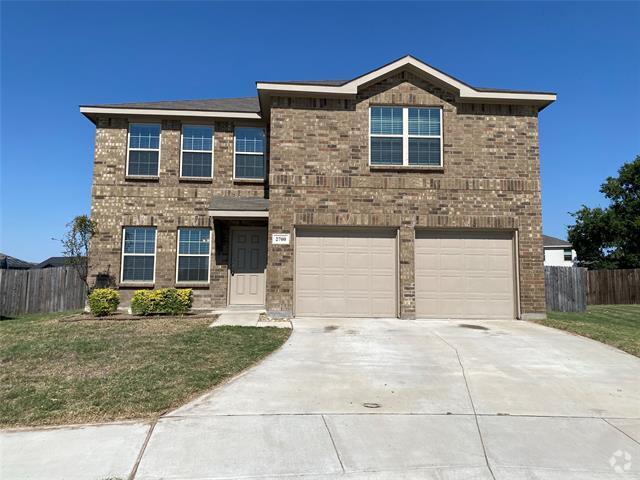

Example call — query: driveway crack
[433,332,496,480]
[603,418,640,446]
[321,414,346,473]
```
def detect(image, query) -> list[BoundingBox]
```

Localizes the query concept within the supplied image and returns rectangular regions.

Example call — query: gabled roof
[0,253,36,269]
[80,55,556,122]
[543,235,572,248]
[257,54,556,108]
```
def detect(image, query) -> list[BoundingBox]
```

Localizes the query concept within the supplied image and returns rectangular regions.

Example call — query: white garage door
[295,229,397,317]
[415,230,516,319]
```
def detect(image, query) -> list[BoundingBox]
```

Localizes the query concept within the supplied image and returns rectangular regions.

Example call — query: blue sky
[1,1,638,262]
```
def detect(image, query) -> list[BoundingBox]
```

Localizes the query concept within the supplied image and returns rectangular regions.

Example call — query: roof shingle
[209,196,269,211]
[543,235,572,247]
[83,96,260,113]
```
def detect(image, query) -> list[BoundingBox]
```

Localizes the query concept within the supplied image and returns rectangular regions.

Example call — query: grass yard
[0,311,290,427]
[538,304,640,357]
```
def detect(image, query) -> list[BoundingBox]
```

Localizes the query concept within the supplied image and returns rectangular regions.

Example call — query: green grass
[538,305,640,357]
[0,311,290,427]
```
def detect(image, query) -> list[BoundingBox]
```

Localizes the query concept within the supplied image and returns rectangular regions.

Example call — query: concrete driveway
[3,318,640,479]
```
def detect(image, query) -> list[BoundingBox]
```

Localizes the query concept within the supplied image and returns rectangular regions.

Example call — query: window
[127,124,161,176]
[370,107,403,165]
[369,106,442,167]
[176,228,211,283]
[121,227,156,282]
[564,248,573,262]
[234,127,266,180]
[181,125,213,178]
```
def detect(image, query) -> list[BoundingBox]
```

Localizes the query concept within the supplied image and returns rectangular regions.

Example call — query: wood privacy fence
[587,268,640,305]
[544,266,588,312]
[0,266,86,317]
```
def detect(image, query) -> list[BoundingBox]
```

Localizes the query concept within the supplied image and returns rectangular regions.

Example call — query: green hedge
[88,288,120,317]
[130,288,192,316]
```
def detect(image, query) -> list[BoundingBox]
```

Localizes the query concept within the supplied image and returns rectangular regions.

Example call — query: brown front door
[229,227,267,305]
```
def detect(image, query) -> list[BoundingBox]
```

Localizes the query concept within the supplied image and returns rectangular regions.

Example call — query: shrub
[88,288,120,317]
[130,288,192,316]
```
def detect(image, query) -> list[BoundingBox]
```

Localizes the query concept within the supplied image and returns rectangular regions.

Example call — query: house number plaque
[272,233,290,245]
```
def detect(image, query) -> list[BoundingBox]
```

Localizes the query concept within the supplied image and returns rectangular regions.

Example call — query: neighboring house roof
[35,256,86,268]
[543,235,572,248]
[209,196,269,212]
[0,253,36,269]
[80,54,556,122]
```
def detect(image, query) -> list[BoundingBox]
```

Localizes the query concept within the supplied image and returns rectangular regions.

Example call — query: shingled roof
[543,235,572,247]
[209,196,269,212]
[0,253,36,269]
[83,96,260,113]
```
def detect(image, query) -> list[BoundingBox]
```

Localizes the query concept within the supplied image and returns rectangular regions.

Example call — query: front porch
[209,196,269,309]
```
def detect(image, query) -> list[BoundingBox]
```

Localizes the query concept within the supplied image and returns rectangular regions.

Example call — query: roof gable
[257,55,556,109]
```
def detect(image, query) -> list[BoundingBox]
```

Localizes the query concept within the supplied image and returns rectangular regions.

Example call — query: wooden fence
[0,266,86,318]
[587,268,640,305]
[544,266,588,312]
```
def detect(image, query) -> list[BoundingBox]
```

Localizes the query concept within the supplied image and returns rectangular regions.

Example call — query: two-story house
[81,55,555,320]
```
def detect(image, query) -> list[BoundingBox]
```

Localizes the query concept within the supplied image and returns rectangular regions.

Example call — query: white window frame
[120,226,157,284]
[126,123,162,177]
[233,126,266,182]
[180,124,215,179]
[368,106,443,167]
[175,227,212,284]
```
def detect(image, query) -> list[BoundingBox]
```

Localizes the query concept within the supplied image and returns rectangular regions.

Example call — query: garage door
[295,229,397,317]
[415,230,516,319]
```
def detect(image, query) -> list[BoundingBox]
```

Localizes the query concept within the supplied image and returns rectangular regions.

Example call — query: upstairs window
[370,106,442,167]
[563,248,573,262]
[181,125,213,178]
[121,227,156,283]
[127,124,161,177]
[176,228,211,283]
[234,127,266,180]
[370,107,403,165]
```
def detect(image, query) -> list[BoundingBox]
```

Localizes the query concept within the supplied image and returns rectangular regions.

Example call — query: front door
[229,227,267,305]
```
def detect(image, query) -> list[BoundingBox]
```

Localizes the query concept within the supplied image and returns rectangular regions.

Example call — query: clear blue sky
[1,1,638,262]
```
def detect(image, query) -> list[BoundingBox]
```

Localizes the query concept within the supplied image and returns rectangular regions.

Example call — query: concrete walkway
[2,318,640,479]
[209,311,292,328]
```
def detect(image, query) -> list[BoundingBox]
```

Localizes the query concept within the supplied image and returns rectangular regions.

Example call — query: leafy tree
[568,155,640,269]
[60,215,97,289]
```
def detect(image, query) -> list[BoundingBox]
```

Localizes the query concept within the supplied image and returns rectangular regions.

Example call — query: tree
[60,215,97,289]
[568,155,640,269]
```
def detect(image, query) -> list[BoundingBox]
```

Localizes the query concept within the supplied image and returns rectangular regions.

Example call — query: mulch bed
[60,312,219,322]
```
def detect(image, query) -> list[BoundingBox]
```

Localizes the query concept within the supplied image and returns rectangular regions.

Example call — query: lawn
[0,311,290,427]
[538,304,640,357]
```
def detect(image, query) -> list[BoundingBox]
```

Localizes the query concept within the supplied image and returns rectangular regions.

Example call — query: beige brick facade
[88,117,266,308]
[265,72,544,318]
[87,67,547,318]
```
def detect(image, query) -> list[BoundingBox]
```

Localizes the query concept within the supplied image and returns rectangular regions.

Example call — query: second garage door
[415,230,516,319]
[295,229,397,317]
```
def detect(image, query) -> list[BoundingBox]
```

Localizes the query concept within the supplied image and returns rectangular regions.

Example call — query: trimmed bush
[88,288,120,317]
[130,288,192,316]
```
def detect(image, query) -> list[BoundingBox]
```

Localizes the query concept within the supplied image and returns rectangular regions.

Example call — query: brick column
[399,224,415,319]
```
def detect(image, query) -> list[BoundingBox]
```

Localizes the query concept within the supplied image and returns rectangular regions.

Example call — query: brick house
[81,55,555,320]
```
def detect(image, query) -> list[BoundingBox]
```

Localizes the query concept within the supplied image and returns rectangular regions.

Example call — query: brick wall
[88,117,266,308]
[87,69,546,317]
[266,71,545,318]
